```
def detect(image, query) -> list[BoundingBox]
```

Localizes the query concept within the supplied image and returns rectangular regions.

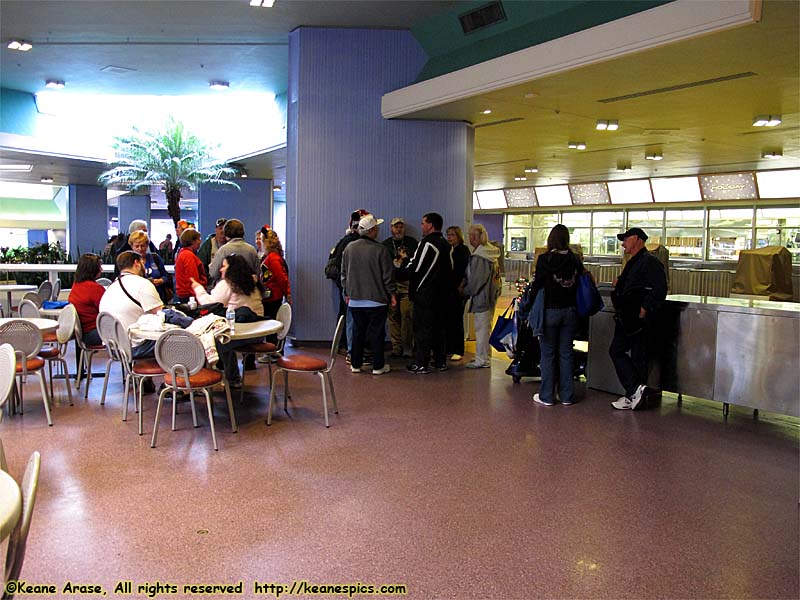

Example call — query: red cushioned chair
[37,304,76,406]
[235,302,292,388]
[151,329,236,451]
[267,315,344,428]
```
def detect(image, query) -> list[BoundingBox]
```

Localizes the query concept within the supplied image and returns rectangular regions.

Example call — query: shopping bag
[576,272,604,317]
[489,300,518,354]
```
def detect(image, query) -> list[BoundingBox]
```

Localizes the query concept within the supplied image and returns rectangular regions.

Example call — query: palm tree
[98,119,240,225]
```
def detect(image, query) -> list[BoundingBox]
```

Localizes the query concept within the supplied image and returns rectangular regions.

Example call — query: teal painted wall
[412,0,671,82]
[0,88,39,135]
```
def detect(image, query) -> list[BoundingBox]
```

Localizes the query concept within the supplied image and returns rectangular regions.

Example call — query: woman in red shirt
[260,227,291,319]
[174,228,206,303]
[68,253,105,346]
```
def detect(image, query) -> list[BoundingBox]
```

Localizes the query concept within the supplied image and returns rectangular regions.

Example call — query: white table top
[129,319,281,342]
[0,317,58,332]
[0,470,21,541]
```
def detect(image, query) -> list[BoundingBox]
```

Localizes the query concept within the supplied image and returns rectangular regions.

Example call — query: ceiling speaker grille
[460,2,507,35]
[598,72,757,103]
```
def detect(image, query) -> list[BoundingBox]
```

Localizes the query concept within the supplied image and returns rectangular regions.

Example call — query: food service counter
[587,292,799,417]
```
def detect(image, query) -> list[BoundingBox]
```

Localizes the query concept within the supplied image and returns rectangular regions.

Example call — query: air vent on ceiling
[598,72,757,103]
[459,1,507,35]
[475,117,523,129]
[100,65,137,74]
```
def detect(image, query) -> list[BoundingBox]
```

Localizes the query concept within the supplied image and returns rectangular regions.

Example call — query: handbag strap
[117,275,143,308]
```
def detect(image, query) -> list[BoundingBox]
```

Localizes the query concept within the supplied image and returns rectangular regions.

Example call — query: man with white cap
[609,226,667,410]
[382,217,418,358]
[341,214,397,375]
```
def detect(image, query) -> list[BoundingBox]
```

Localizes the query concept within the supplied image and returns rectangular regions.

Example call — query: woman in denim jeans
[531,224,584,406]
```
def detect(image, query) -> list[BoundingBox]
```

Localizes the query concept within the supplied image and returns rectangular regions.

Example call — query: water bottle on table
[225,306,235,334]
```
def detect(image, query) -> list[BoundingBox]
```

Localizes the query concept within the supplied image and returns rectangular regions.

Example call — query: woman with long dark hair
[68,253,105,346]
[531,224,585,406]
[191,254,264,388]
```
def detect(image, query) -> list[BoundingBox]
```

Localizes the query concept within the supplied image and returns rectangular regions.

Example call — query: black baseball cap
[617,227,648,241]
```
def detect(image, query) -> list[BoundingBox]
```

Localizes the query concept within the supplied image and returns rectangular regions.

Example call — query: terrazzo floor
[1,333,797,599]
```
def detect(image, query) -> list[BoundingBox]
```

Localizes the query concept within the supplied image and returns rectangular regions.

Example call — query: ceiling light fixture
[596,119,619,131]
[514,174,527,181]
[524,166,538,173]
[0,164,33,172]
[273,185,281,192]
[250,0,276,6]
[7,39,32,51]
[481,109,492,115]
[45,79,65,89]
[762,150,782,159]
[568,142,586,150]
[209,80,230,90]
[645,152,663,161]
[616,163,632,172]
[753,115,781,127]
[40,176,54,184]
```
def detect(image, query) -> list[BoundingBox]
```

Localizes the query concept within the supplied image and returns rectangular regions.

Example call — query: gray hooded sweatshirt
[463,243,501,313]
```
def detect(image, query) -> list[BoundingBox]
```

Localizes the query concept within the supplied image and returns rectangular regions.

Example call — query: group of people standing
[330,209,502,376]
[69,217,291,390]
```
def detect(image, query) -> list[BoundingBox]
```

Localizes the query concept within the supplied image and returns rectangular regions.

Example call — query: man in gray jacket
[341,214,397,375]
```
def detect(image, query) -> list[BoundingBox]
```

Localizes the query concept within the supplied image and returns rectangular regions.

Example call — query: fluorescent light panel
[0,164,33,172]
[651,176,702,203]
[535,185,571,206]
[608,179,653,204]
[756,169,800,198]
[475,190,507,209]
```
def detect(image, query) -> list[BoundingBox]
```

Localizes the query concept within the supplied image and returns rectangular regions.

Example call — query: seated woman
[174,228,206,303]
[129,230,173,304]
[68,253,105,346]
[190,254,264,388]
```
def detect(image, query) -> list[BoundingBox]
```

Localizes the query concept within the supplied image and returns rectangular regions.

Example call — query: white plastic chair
[96,278,112,288]
[3,451,41,599]
[73,317,105,399]
[0,343,16,423]
[235,303,292,387]
[17,299,40,319]
[37,304,75,405]
[0,320,52,426]
[36,281,52,305]
[267,315,343,428]
[151,329,236,451]
[51,279,61,301]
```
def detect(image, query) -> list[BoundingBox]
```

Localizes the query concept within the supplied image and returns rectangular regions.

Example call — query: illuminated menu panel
[700,172,757,200]
[505,187,537,208]
[755,169,800,198]
[535,185,572,207]
[608,179,653,204]
[476,190,507,209]
[569,182,609,205]
[652,176,702,202]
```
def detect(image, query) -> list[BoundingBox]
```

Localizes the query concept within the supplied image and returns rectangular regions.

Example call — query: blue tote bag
[489,300,518,354]
[576,272,604,317]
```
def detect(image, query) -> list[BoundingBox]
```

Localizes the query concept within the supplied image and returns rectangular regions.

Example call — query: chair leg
[48,360,54,399]
[224,380,237,433]
[56,358,73,406]
[122,371,132,422]
[317,372,329,428]
[138,377,146,436]
[189,386,199,428]
[266,369,280,425]
[36,372,53,426]
[325,372,338,415]
[75,350,84,390]
[204,390,218,451]
[100,358,115,405]
[283,369,290,411]
[83,351,96,399]
[150,388,169,448]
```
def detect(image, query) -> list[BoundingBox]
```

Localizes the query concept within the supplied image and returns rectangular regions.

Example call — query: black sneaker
[406,363,429,374]
[432,363,448,372]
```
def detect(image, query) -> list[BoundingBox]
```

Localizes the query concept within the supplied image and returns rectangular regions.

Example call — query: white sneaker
[350,366,361,373]
[629,385,647,410]
[611,396,633,410]
[465,360,489,369]
[449,354,462,362]
[533,393,555,406]
[372,365,391,375]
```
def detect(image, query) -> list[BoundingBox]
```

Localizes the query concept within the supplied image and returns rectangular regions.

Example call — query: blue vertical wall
[118,194,151,235]
[0,88,38,136]
[287,27,474,342]
[197,179,271,245]
[67,185,108,256]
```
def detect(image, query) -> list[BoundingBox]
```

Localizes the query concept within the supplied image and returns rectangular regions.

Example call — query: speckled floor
[1,336,798,599]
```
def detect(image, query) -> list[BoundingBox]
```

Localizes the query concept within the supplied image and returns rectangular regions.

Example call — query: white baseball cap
[357,214,384,234]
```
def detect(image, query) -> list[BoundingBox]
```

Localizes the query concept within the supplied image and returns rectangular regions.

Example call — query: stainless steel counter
[587,292,800,417]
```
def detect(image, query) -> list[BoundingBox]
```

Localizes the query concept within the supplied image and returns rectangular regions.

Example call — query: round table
[0,285,37,316]
[0,317,59,333]
[128,319,282,342]
[0,470,22,541]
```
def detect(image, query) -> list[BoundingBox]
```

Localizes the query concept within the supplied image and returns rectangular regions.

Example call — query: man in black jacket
[402,212,453,374]
[609,227,668,410]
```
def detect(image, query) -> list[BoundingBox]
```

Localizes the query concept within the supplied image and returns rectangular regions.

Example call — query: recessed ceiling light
[514,175,527,181]
[40,176,54,184]
[0,164,33,172]
[762,150,782,159]
[209,80,230,90]
[250,0,276,6]
[606,119,619,131]
[616,163,632,172]
[45,79,65,89]
[273,185,281,191]
[481,109,492,115]
[524,166,538,173]
[645,152,663,161]
[753,114,781,127]
[568,141,587,150]
[523,92,539,99]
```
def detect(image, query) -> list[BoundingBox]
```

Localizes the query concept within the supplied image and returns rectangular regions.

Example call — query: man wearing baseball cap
[382,217,418,358]
[341,214,397,375]
[609,226,668,410]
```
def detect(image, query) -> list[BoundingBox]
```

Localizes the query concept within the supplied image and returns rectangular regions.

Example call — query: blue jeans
[539,307,578,404]
[350,306,388,370]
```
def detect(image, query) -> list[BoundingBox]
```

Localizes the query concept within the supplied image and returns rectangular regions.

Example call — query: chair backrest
[0,343,16,421]
[18,299,40,319]
[56,304,77,345]
[155,330,206,377]
[96,278,112,288]
[328,315,345,367]
[96,312,129,364]
[36,281,53,304]
[275,302,293,343]
[51,279,62,301]
[21,292,42,309]
[0,320,43,359]
[0,438,7,472]
[4,451,41,588]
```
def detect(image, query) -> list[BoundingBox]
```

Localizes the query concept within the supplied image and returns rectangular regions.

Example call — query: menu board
[569,182,610,205]
[505,187,537,208]
[700,172,757,201]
